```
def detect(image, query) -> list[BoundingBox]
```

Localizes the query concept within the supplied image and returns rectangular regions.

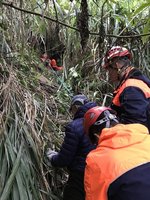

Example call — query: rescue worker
[83,106,150,200]
[40,53,63,71]
[45,94,96,200]
[102,46,150,131]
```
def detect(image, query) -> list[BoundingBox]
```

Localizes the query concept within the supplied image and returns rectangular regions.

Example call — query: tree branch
[2,2,79,31]
[2,2,150,38]
[90,32,150,38]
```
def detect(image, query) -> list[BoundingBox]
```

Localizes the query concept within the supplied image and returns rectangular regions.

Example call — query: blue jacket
[51,102,97,172]
[111,68,150,131]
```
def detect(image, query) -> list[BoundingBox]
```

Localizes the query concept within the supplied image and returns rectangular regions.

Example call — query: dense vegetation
[0,0,150,199]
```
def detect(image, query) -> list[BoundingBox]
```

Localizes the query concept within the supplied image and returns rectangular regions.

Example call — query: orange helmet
[83,106,119,137]
[102,46,132,69]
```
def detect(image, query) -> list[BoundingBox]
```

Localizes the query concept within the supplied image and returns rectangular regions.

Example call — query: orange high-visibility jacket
[111,68,150,131]
[112,79,150,106]
[85,124,150,200]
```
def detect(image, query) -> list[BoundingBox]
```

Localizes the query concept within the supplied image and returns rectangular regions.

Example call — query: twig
[99,0,108,56]
[52,0,58,23]
[90,32,150,38]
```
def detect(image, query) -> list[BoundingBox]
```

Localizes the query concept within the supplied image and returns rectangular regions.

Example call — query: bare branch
[91,32,150,38]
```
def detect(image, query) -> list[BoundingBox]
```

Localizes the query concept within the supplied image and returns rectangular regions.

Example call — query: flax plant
[0,63,67,200]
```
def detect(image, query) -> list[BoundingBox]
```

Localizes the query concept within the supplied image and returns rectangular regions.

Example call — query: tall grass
[0,63,68,199]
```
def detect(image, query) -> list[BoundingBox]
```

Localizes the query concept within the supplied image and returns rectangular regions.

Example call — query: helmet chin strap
[104,110,119,128]
[94,110,119,128]
[117,64,131,80]
[110,57,131,80]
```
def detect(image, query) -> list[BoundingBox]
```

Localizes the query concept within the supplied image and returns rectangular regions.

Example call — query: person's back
[45,95,96,200]
[83,106,150,200]
[51,101,96,171]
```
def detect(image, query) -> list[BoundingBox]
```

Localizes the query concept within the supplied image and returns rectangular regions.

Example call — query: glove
[46,148,58,160]
[44,148,58,167]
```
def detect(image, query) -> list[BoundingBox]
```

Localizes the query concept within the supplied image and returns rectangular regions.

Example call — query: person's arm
[119,86,149,125]
[51,123,79,167]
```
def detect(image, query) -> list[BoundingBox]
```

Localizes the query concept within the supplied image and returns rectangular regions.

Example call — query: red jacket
[40,54,63,71]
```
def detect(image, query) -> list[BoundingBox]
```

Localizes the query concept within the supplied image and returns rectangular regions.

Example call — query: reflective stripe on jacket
[111,68,150,129]
[85,124,150,200]
[112,78,150,106]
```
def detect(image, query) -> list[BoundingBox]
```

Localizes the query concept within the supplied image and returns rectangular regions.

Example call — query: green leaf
[0,144,23,200]
[0,155,8,193]
[12,183,20,200]
[132,2,150,16]
[142,19,150,44]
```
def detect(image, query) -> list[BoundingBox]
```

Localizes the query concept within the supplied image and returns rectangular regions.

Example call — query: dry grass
[0,62,68,200]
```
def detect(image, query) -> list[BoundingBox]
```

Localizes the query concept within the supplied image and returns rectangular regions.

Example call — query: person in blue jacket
[45,94,96,200]
[102,46,150,131]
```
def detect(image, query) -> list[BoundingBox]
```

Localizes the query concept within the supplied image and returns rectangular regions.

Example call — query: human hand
[46,148,58,159]
[44,148,58,167]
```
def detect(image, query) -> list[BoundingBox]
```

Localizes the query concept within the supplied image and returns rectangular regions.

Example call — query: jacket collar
[73,102,97,119]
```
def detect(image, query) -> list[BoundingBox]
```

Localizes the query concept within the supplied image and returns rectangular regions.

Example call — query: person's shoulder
[83,102,97,110]
[71,117,83,125]
[66,118,83,131]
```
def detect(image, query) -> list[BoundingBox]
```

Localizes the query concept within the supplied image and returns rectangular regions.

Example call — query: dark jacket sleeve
[51,122,80,167]
[119,86,149,125]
